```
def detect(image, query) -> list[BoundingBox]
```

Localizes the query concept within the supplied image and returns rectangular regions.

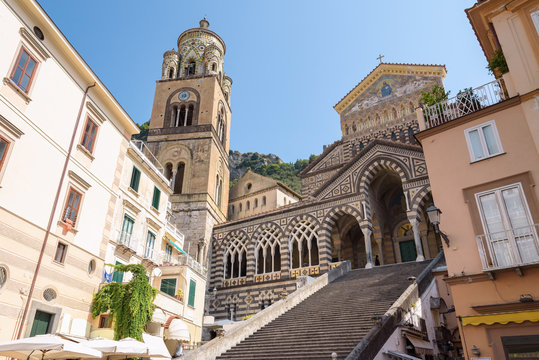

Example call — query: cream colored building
[416,0,539,358]
[0,0,139,342]
[227,170,300,221]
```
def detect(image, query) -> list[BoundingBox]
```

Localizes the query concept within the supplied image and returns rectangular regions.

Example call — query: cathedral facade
[207,63,447,321]
[143,19,447,322]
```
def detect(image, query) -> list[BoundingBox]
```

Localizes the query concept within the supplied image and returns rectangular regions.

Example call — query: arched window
[239,203,242,212]
[165,163,173,182]
[215,175,221,206]
[187,61,196,76]
[224,92,229,102]
[391,132,397,141]
[217,107,225,144]
[231,205,235,214]
[392,108,398,120]
[168,67,174,79]
[289,220,318,269]
[186,104,194,126]
[174,162,185,194]
[262,196,266,206]
[359,142,364,149]
[178,105,186,126]
[246,201,250,210]
[256,227,282,275]
[224,235,247,279]
[254,198,258,208]
[211,63,217,71]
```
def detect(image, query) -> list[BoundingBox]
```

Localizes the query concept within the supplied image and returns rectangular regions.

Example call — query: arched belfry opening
[174,162,185,194]
[330,214,366,269]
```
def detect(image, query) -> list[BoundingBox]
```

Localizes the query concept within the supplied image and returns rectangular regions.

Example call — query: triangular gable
[298,140,344,178]
[313,140,427,201]
[334,63,446,116]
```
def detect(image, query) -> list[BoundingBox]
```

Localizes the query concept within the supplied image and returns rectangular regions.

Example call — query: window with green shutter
[152,186,161,210]
[160,278,177,297]
[188,279,196,307]
[129,166,141,192]
[112,261,124,283]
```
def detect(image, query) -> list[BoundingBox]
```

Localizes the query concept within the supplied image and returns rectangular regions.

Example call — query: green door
[112,261,124,283]
[30,310,52,337]
[399,240,417,262]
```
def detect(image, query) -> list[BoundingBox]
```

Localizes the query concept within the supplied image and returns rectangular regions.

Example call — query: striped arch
[410,185,432,216]
[222,230,249,280]
[252,222,284,275]
[321,204,364,235]
[357,156,411,197]
[283,214,320,237]
[252,221,284,241]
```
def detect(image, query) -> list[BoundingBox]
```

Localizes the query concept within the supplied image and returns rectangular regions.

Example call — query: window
[246,201,250,210]
[144,231,156,259]
[62,187,82,225]
[98,315,111,328]
[188,279,196,307]
[262,196,266,206]
[0,136,10,172]
[289,220,319,268]
[30,310,52,337]
[239,203,242,212]
[231,205,235,214]
[211,63,217,71]
[256,227,281,274]
[129,166,141,192]
[224,235,247,279]
[54,243,67,263]
[532,10,539,35]
[254,198,258,208]
[186,104,194,126]
[476,183,538,268]
[10,48,37,93]
[174,162,185,194]
[112,261,124,283]
[152,186,161,210]
[187,61,196,76]
[160,278,177,297]
[164,243,173,262]
[80,117,98,153]
[465,120,503,162]
[120,214,134,247]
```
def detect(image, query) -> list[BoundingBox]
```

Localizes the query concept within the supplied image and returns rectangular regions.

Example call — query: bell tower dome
[146,19,232,264]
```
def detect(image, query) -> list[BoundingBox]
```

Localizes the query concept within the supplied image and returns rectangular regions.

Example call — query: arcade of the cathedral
[207,63,446,321]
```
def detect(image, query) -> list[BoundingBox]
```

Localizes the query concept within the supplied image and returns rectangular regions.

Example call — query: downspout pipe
[16,82,96,339]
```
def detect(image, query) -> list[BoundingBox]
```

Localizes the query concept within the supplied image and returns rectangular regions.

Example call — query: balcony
[165,221,185,246]
[476,224,539,272]
[143,246,162,266]
[129,140,170,186]
[116,230,138,253]
[161,254,207,278]
[422,79,506,129]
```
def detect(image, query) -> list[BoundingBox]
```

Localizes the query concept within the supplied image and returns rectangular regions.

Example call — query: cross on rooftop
[377,54,384,64]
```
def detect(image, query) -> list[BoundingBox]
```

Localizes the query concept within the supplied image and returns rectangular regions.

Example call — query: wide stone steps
[216,261,430,360]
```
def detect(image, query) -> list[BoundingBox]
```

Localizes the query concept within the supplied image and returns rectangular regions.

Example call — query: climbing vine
[92,264,157,340]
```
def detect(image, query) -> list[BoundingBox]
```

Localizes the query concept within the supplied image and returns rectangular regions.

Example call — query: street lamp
[426,204,450,246]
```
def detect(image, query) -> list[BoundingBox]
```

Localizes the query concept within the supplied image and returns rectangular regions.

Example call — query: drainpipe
[16,83,96,339]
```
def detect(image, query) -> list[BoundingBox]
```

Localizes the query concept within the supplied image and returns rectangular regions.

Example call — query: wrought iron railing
[476,224,539,271]
[117,230,138,252]
[423,79,506,129]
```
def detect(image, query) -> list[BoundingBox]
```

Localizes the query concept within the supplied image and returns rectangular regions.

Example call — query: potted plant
[419,85,450,125]
[487,48,509,77]
[175,288,184,302]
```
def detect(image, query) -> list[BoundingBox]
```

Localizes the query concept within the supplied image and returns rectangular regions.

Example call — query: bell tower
[146,18,232,263]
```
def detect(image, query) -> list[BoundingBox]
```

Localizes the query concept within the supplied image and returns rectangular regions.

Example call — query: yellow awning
[462,310,539,326]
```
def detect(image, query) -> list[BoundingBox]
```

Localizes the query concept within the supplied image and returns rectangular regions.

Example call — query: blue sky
[38,1,492,163]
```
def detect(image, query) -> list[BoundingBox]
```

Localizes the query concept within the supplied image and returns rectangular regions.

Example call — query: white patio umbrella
[0,334,102,359]
[82,337,149,359]
[142,333,171,359]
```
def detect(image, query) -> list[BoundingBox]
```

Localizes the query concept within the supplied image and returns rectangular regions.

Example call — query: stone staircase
[215,261,431,360]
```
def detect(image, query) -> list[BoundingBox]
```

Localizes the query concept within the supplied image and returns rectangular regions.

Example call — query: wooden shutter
[188,279,196,307]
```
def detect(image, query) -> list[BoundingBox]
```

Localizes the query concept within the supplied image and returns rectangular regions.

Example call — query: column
[171,168,177,192]
[360,223,373,269]
[408,216,425,261]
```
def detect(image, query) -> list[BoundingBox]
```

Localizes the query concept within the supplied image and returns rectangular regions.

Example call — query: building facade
[0,0,139,341]
[207,63,447,322]
[416,0,539,358]
[146,18,232,268]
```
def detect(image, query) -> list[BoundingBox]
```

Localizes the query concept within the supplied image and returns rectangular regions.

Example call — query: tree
[419,85,450,107]
[132,120,150,142]
[92,263,157,340]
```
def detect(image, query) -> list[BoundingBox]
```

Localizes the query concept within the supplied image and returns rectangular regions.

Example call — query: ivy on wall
[92,263,157,340]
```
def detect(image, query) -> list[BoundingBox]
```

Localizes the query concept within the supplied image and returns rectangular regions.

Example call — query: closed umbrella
[142,333,171,359]
[0,334,102,359]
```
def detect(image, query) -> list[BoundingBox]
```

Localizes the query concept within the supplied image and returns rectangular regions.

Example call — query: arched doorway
[393,222,416,262]
[330,214,366,269]
[368,169,409,264]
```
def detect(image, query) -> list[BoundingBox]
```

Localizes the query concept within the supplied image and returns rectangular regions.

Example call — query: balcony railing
[161,254,207,277]
[476,224,539,271]
[117,230,138,252]
[143,246,162,265]
[129,140,170,185]
[165,221,185,245]
[423,79,506,129]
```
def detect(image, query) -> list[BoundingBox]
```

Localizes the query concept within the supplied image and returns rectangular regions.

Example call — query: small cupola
[199,17,210,29]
